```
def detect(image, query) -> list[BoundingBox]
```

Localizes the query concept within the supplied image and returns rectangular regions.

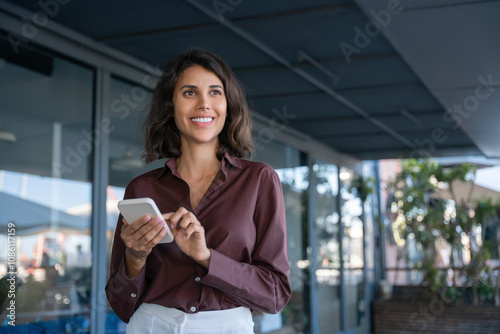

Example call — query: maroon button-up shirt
[105,153,291,323]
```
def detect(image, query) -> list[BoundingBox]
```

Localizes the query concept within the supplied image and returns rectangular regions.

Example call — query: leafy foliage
[387,159,500,305]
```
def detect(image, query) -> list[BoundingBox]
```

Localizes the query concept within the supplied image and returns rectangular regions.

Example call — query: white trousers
[126,303,255,334]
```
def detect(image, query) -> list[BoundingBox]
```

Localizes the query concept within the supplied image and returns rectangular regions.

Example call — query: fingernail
[170,223,175,230]
[144,215,151,221]
[154,217,162,224]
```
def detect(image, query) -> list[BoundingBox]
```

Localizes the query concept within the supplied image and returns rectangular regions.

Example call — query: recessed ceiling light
[0,122,16,143]
[111,148,144,171]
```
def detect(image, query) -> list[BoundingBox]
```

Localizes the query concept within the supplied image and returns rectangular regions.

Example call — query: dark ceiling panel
[293,118,379,137]
[343,85,442,115]
[379,111,455,132]
[4,0,486,160]
[105,26,273,68]
[13,0,212,38]
[221,0,352,21]
[323,133,408,151]
[328,54,419,89]
[236,70,318,97]
[250,93,355,121]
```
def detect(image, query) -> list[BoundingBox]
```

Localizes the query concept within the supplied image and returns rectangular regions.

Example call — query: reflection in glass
[255,141,310,333]
[313,161,341,333]
[340,167,366,330]
[276,165,309,333]
[105,76,160,332]
[0,48,94,331]
[107,77,162,186]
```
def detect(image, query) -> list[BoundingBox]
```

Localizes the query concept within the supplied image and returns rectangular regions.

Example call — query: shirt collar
[157,151,242,180]
[222,151,243,170]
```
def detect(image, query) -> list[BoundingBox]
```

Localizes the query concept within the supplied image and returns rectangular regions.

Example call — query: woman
[105,48,291,333]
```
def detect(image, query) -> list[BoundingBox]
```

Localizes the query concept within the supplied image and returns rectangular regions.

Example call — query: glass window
[105,76,159,332]
[0,40,94,332]
[340,167,366,331]
[254,141,310,334]
[313,160,341,333]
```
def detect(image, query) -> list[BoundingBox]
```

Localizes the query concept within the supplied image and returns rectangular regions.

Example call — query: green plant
[349,175,375,203]
[387,159,500,306]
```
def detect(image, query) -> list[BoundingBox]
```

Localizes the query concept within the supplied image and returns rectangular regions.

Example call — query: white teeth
[191,117,213,123]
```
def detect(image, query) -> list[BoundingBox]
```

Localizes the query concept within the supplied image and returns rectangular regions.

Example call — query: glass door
[312,161,342,333]
[0,42,94,332]
[253,141,310,333]
[339,167,366,333]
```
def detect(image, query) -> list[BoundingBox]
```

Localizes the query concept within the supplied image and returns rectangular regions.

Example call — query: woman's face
[172,65,227,150]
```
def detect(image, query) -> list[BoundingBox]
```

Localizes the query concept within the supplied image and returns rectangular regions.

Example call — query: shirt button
[190,306,197,313]
[176,315,185,324]
[195,276,201,282]
[130,293,137,298]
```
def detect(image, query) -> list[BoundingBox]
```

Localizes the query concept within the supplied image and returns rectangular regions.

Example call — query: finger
[179,212,203,240]
[125,215,152,233]
[169,207,190,226]
[121,216,159,246]
[162,212,175,229]
[184,222,203,240]
[162,212,174,221]
[139,217,166,243]
[178,211,198,231]
[146,223,170,246]
[121,215,152,242]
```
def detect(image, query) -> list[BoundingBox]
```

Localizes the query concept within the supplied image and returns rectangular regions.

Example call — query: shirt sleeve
[105,187,148,323]
[200,167,291,313]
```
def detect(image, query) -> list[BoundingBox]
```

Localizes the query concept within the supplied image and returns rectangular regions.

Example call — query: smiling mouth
[191,117,214,123]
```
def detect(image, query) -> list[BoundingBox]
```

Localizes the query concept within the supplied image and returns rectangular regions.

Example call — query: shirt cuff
[114,257,147,302]
[199,249,240,295]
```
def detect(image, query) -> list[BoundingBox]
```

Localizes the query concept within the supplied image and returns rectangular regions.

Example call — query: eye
[211,90,223,96]
[183,90,195,96]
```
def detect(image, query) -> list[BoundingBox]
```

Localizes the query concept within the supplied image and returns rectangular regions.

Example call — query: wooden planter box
[372,301,500,334]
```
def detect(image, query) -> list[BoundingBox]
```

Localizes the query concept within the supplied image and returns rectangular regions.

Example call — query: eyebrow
[179,84,224,90]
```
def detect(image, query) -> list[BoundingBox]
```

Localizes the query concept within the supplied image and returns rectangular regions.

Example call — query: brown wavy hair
[143,48,253,163]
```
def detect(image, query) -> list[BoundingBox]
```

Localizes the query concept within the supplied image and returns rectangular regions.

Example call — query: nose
[196,94,211,110]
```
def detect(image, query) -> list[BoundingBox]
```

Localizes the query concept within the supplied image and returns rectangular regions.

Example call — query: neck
[176,143,222,179]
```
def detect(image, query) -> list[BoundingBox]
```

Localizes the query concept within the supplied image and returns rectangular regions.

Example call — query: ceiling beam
[96,3,352,42]
[248,90,324,100]
[403,0,498,12]
[185,0,418,152]
[314,127,465,139]
[289,108,447,123]
[343,145,482,160]
[232,52,400,73]
[249,82,424,100]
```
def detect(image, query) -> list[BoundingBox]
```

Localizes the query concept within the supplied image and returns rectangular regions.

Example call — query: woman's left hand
[163,207,211,268]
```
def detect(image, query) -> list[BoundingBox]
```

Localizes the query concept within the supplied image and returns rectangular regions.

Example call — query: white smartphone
[117,197,174,244]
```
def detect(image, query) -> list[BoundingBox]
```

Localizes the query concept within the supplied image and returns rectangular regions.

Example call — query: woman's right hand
[120,215,169,277]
